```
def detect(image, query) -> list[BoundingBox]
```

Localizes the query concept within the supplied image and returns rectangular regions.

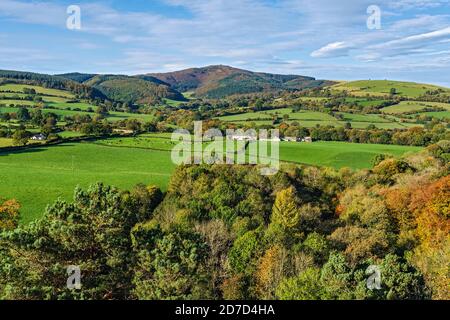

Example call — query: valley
[0,67,448,223]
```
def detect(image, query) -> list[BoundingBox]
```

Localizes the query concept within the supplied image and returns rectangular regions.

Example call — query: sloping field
[278,141,423,169]
[0,142,175,223]
[0,84,75,98]
[381,101,450,114]
[217,108,412,129]
[331,80,450,98]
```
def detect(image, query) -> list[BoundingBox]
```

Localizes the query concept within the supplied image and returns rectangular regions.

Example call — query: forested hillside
[0,70,106,101]
[148,65,332,98]
[56,72,97,83]
[83,74,186,104]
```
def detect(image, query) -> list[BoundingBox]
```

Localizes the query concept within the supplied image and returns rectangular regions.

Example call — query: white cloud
[311,42,354,58]
[367,26,450,58]
[0,0,449,86]
[388,0,450,10]
[0,0,65,26]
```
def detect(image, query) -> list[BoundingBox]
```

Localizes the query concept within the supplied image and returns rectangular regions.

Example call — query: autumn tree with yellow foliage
[0,199,20,230]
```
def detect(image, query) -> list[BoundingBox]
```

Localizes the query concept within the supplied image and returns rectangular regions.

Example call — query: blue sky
[0,0,449,86]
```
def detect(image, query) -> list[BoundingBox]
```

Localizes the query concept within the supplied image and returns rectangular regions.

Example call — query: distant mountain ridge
[1,66,333,103]
[146,65,332,98]
[58,65,332,99]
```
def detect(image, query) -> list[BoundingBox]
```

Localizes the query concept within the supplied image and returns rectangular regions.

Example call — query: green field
[57,131,86,138]
[381,101,450,114]
[0,105,154,122]
[218,109,338,122]
[107,111,155,122]
[0,99,39,107]
[415,111,450,119]
[331,80,450,98]
[0,138,13,147]
[354,99,389,107]
[217,108,412,129]
[337,112,390,123]
[0,132,425,223]
[0,84,74,98]
[163,98,185,106]
[94,134,177,151]
[0,94,70,103]
[277,141,422,169]
[0,141,176,223]
[47,102,96,110]
[182,91,195,99]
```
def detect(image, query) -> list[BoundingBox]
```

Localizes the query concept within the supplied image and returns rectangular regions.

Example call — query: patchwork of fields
[0,83,155,123]
[0,133,423,223]
[381,101,450,114]
[217,107,420,129]
[331,80,450,98]
[0,81,444,224]
[0,84,75,98]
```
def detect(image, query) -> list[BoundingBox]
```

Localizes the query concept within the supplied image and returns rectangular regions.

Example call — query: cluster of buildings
[228,134,312,143]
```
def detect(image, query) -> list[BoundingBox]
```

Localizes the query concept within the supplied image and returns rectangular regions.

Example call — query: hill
[83,74,186,104]
[147,65,332,98]
[0,69,106,100]
[56,72,97,83]
[331,80,450,98]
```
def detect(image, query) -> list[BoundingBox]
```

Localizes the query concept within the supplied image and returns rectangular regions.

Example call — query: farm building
[228,134,257,141]
[259,137,281,142]
[281,136,313,143]
[31,133,47,141]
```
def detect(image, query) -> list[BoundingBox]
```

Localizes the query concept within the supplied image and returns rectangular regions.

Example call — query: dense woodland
[0,141,448,300]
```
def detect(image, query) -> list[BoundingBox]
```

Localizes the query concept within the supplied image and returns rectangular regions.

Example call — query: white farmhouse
[31,133,47,141]
[228,134,257,141]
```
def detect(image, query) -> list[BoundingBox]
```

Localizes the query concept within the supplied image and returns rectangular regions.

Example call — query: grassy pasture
[219,119,413,129]
[0,84,74,98]
[107,111,155,122]
[0,99,39,107]
[47,102,96,111]
[217,108,413,129]
[347,122,418,129]
[0,94,68,103]
[48,102,97,111]
[331,80,450,98]
[277,141,423,169]
[0,138,13,147]
[354,99,388,107]
[217,109,336,122]
[94,135,177,151]
[0,93,28,99]
[57,131,86,138]
[381,101,450,114]
[163,98,185,106]
[0,132,425,223]
[0,141,176,223]
[415,111,450,119]
[0,105,154,122]
[337,112,390,123]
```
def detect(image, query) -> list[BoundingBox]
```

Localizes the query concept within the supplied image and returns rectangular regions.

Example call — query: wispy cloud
[0,0,65,26]
[388,0,450,10]
[368,26,450,58]
[311,42,355,58]
[0,0,449,85]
